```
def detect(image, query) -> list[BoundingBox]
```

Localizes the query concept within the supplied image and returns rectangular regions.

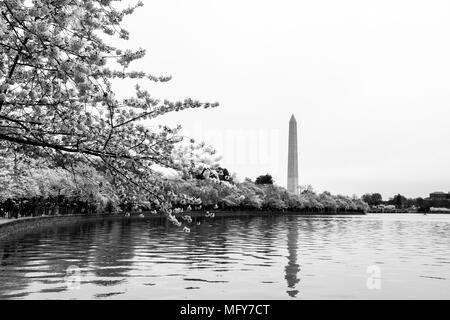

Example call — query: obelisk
[287,114,298,194]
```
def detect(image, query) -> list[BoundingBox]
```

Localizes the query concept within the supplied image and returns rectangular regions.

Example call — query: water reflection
[0,214,450,299]
[285,217,300,297]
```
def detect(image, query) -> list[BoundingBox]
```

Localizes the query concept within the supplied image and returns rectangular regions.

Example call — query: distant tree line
[361,193,448,212]
[1,156,369,219]
[165,173,368,214]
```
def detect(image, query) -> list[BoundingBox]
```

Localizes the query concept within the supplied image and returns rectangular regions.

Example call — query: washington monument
[287,114,299,194]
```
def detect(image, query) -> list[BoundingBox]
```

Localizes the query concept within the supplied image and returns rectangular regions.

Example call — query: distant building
[429,192,450,200]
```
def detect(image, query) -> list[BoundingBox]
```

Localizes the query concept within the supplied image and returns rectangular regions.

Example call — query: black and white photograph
[1,0,450,308]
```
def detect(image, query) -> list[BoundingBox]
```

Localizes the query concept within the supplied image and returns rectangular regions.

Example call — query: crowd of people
[0,196,99,219]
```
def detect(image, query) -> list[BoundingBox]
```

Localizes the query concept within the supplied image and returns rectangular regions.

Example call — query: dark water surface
[1,214,450,299]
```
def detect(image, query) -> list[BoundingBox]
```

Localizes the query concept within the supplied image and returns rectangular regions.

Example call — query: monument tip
[290,114,296,122]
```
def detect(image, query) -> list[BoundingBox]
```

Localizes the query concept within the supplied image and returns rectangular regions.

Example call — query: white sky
[114,0,450,199]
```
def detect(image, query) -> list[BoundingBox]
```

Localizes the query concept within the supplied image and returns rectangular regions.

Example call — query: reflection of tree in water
[0,238,35,298]
[0,220,100,298]
[284,216,300,298]
[87,218,170,285]
[0,217,182,298]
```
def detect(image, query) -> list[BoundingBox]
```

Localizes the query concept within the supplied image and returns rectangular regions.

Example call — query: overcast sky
[114,0,450,199]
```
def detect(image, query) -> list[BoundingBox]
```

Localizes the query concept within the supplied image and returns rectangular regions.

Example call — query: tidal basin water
[1,214,450,299]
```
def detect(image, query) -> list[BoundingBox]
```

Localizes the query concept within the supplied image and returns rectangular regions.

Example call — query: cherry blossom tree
[0,0,218,221]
